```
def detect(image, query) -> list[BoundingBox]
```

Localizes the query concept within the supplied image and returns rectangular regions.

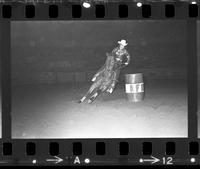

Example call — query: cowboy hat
[118,39,128,46]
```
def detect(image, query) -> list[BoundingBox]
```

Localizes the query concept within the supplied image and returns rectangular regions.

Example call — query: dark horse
[78,52,128,104]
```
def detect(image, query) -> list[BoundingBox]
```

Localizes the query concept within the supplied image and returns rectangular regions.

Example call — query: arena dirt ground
[11,79,187,138]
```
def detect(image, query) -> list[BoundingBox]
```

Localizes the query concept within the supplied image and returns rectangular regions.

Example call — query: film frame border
[0,1,199,20]
[0,0,199,166]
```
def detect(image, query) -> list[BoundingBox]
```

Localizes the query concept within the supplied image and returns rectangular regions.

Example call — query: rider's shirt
[111,47,130,69]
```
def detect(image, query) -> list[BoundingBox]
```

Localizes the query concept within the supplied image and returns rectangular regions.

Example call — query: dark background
[11,21,188,138]
[11,21,187,85]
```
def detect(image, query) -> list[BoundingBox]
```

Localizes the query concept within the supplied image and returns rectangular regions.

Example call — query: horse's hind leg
[78,95,87,103]
[78,90,92,103]
[88,89,101,104]
[78,83,97,103]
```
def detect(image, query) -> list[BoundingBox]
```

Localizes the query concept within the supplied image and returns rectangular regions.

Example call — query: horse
[78,53,116,104]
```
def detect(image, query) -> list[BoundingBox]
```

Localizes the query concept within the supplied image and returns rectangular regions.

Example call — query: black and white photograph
[11,21,188,138]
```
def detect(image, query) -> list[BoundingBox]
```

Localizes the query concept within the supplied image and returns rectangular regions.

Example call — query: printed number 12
[162,157,173,165]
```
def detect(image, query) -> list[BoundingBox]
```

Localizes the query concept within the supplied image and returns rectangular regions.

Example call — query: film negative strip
[0,0,200,166]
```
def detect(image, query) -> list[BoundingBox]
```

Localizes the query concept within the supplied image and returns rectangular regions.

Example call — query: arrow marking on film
[139,156,160,164]
[46,156,63,164]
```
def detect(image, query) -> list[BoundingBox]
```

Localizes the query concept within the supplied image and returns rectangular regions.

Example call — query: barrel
[125,73,145,102]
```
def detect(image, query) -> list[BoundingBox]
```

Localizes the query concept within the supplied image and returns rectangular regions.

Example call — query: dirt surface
[12,80,187,138]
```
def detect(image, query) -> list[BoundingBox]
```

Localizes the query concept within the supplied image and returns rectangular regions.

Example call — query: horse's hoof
[88,99,93,104]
